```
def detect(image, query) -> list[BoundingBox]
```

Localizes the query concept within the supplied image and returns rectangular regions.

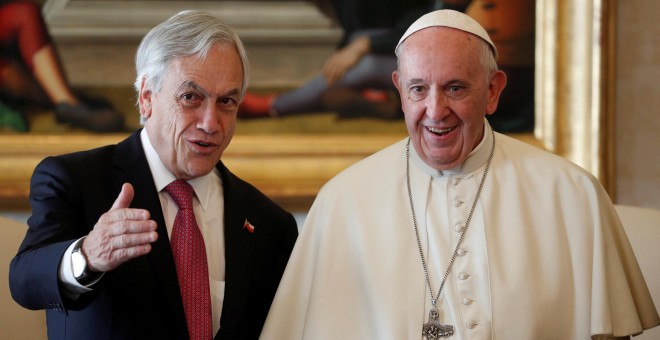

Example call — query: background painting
[0,0,615,211]
[1,0,534,135]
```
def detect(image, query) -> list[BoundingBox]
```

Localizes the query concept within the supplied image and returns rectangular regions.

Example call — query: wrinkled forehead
[395,27,492,85]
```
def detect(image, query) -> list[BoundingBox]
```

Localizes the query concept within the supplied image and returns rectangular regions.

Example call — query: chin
[180,163,215,178]
[426,153,463,170]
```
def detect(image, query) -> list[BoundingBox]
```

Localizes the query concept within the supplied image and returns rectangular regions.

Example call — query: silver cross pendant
[422,307,454,339]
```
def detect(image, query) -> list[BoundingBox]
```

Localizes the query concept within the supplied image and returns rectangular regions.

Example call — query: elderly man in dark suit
[9,10,298,340]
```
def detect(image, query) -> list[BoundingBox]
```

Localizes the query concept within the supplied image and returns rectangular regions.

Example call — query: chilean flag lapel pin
[243,219,255,234]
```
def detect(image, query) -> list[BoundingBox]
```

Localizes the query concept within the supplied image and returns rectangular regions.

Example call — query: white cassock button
[462,297,473,305]
[466,321,478,329]
[454,224,465,232]
[456,248,467,256]
[458,272,470,280]
[452,199,464,207]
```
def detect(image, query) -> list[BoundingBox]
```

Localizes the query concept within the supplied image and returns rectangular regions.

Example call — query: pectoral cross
[422,307,454,339]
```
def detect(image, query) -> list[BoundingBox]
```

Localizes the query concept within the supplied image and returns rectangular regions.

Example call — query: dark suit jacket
[9,130,298,340]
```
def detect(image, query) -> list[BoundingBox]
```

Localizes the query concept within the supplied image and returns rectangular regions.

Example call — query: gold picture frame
[0,0,615,211]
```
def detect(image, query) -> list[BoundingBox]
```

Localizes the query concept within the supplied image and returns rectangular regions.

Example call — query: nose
[426,88,450,121]
[196,103,221,133]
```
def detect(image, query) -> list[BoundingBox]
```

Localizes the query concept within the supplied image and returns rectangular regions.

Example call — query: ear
[485,70,507,116]
[138,77,153,120]
[392,70,402,94]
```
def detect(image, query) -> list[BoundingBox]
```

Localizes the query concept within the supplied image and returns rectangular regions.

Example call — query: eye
[412,86,425,93]
[445,84,469,99]
[218,96,239,111]
[179,92,202,107]
[408,85,427,101]
[220,97,236,105]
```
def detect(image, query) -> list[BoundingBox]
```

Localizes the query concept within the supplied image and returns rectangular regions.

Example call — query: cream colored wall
[615,1,660,209]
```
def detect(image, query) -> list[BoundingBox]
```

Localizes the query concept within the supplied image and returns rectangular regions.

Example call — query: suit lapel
[111,131,186,329]
[218,163,255,332]
[111,134,257,335]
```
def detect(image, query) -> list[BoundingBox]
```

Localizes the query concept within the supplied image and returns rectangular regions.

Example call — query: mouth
[188,139,218,151]
[426,126,456,136]
[194,141,211,147]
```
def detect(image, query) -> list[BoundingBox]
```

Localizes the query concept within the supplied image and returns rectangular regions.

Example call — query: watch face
[72,251,86,278]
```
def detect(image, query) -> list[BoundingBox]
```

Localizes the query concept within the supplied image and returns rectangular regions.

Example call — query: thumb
[110,183,135,210]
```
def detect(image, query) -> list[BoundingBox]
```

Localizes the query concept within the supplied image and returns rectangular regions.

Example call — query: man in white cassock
[260,9,660,340]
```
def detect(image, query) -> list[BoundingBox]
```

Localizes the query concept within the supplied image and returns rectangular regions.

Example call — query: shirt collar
[140,129,218,212]
[410,119,494,178]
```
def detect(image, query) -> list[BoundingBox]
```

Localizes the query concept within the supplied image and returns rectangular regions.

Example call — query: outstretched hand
[83,183,158,272]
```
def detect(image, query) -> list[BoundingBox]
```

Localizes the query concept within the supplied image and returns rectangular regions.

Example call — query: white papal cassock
[261,121,659,340]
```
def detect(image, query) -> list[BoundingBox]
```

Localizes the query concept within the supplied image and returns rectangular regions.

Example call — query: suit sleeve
[9,156,92,311]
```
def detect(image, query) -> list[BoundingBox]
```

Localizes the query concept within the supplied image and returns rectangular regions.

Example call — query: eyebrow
[405,78,426,87]
[405,78,466,88]
[177,80,241,98]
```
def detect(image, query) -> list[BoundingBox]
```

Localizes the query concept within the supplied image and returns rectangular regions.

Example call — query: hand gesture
[82,183,158,272]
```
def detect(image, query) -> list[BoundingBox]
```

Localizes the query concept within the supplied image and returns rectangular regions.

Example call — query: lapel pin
[243,219,255,234]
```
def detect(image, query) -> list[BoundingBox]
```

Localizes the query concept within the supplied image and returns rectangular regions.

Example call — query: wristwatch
[71,239,96,285]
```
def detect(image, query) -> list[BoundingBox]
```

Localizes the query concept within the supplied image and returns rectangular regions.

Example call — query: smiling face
[139,43,244,179]
[393,27,506,170]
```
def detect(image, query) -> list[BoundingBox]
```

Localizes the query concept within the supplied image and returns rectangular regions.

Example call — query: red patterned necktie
[165,180,212,340]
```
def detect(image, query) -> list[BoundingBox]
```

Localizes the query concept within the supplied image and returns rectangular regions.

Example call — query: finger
[103,208,152,224]
[84,225,157,270]
[108,219,157,237]
[110,183,134,211]
[111,230,159,249]
[115,244,154,262]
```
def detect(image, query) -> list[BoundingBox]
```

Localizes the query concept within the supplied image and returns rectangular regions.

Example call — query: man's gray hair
[134,10,250,106]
